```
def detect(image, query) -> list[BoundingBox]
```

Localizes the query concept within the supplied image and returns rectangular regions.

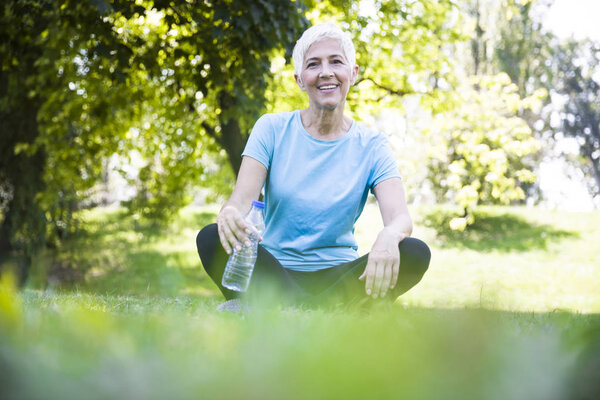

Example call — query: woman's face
[295,38,358,111]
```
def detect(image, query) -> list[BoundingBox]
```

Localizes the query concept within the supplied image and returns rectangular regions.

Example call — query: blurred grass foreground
[1,204,600,399]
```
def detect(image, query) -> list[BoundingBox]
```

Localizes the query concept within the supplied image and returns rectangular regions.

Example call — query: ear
[350,65,359,86]
[295,74,306,91]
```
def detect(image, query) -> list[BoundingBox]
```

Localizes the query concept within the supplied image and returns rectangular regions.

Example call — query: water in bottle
[221,200,265,292]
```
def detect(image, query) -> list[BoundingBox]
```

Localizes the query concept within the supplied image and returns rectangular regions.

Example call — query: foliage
[460,0,550,80]
[45,0,308,219]
[423,74,543,229]
[111,0,309,178]
[494,0,555,99]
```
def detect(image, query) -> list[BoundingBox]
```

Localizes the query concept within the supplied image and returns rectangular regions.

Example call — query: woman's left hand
[359,227,401,299]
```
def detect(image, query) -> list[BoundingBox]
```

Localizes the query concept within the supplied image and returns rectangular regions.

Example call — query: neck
[300,106,351,140]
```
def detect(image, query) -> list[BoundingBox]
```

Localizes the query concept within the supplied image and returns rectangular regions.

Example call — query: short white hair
[292,22,356,77]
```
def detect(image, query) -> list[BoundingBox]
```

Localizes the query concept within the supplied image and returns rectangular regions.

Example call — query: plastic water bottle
[221,200,265,292]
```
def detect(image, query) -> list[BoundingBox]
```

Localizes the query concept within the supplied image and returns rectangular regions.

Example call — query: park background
[1,0,599,399]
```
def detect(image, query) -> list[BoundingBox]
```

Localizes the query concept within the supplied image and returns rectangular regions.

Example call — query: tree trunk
[471,0,482,76]
[589,152,600,196]
[218,91,247,175]
[0,98,46,286]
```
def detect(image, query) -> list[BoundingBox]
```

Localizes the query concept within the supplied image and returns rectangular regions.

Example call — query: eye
[306,62,318,68]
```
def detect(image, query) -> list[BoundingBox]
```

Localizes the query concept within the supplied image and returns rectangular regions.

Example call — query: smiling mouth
[318,84,338,91]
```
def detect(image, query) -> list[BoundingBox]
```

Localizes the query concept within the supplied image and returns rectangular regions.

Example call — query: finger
[364,263,374,296]
[359,269,367,281]
[217,224,232,254]
[217,207,249,251]
[381,262,393,297]
[220,218,245,251]
[224,225,242,252]
[230,217,253,247]
[231,217,252,246]
[373,263,385,299]
[391,257,400,289]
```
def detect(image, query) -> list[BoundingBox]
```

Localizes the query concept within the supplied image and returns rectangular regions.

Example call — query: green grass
[357,204,600,313]
[2,204,600,399]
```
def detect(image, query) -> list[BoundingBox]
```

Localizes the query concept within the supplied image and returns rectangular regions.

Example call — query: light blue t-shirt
[242,110,401,271]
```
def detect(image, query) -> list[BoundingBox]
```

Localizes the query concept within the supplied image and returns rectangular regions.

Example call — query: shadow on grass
[422,208,578,252]
[83,249,213,297]
[30,208,219,297]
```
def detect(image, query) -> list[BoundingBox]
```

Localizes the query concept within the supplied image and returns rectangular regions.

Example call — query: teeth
[319,85,337,89]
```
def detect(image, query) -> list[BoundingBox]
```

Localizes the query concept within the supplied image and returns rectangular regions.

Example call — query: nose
[319,62,333,78]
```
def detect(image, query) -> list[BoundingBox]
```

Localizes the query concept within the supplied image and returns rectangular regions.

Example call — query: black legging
[196,223,431,306]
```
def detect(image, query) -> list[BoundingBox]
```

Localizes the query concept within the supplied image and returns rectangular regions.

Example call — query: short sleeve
[369,135,401,191]
[242,114,274,170]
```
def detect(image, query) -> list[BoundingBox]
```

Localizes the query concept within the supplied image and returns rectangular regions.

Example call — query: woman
[196,23,430,309]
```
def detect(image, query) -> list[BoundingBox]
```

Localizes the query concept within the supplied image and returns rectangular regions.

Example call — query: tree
[0,0,308,283]
[550,40,600,197]
[460,0,554,87]
[1,0,138,283]
[99,0,308,220]
[424,74,542,229]
[489,1,600,202]
[494,0,554,98]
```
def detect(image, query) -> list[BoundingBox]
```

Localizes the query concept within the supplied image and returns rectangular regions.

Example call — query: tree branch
[201,121,221,145]
[356,77,418,97]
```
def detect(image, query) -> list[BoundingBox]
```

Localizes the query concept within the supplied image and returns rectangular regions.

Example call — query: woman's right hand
[216,156,268,254]
[216,205,252,254]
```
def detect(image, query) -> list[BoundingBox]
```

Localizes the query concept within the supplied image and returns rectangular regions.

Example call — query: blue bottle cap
[252,200,265,209]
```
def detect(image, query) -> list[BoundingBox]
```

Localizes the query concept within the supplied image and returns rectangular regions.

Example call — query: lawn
[1,204,599,399]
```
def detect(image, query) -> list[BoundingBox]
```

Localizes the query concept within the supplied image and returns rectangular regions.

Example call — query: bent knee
[399,237,431,274]
[196,223,218,251]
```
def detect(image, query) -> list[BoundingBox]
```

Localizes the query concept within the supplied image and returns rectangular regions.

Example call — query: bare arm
[359,177,413,298]
[217,156,267,254]
[373,177,413,241]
